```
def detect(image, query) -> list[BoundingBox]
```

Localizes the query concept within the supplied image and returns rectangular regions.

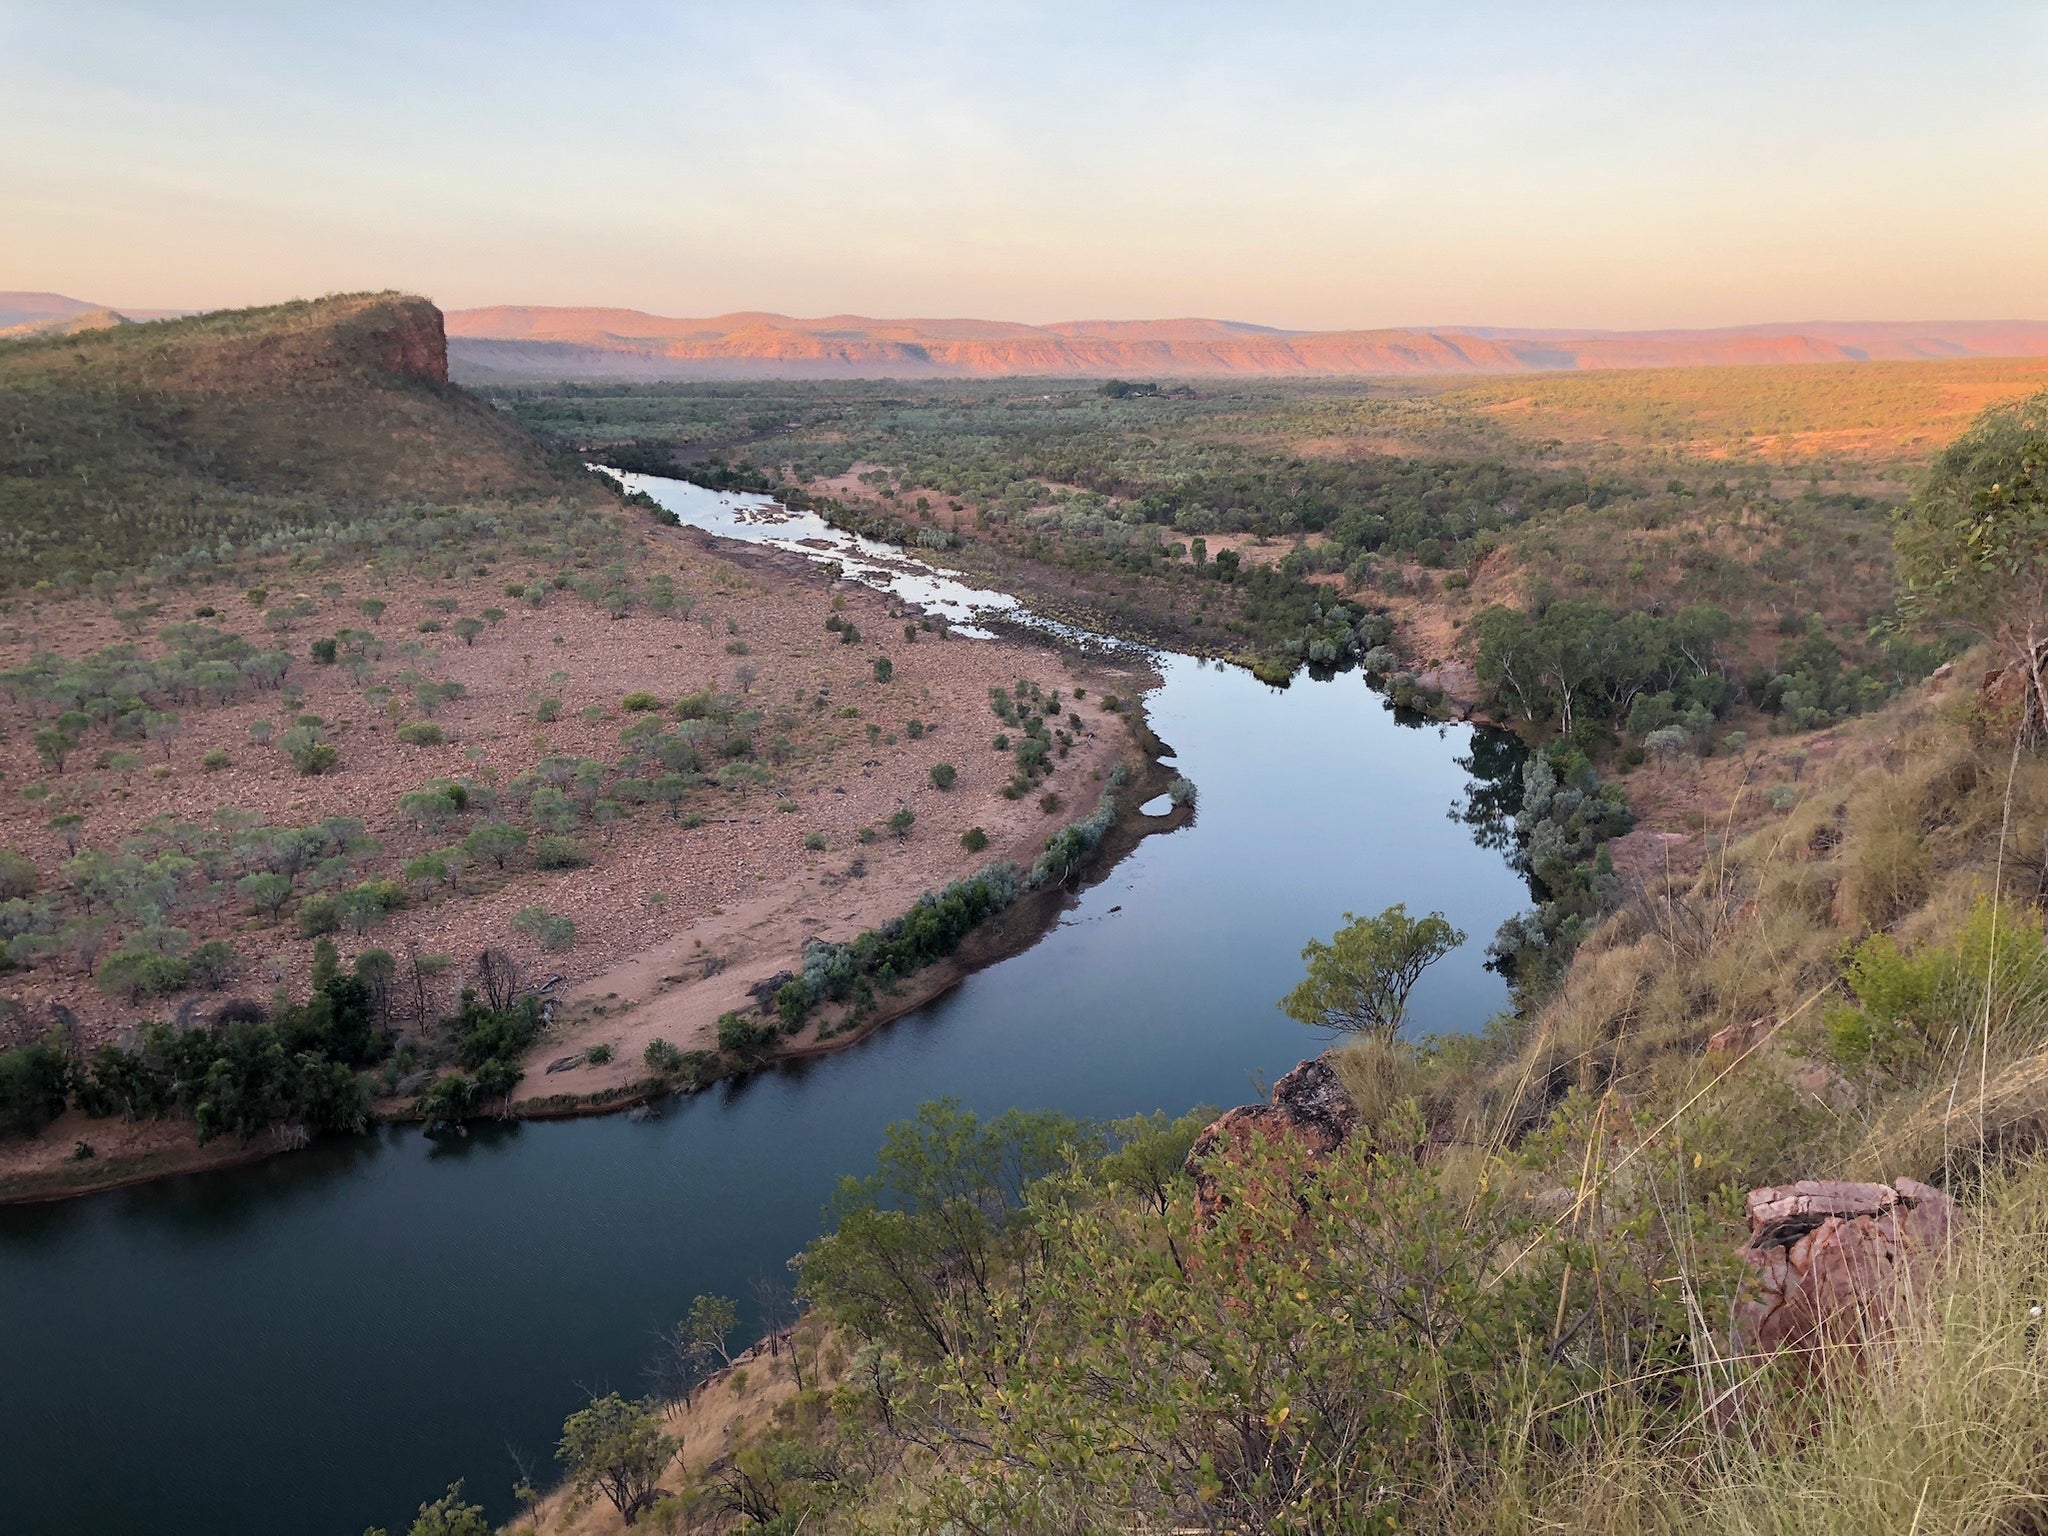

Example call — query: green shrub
[97,948,193,1002]
[278,727,339,775]
[775,979,811,1032]
[534,697,562,723]
[644,1038,685,1075]
[961,826,988,852]
[873,657,894,683]
[512,905,576,951]
[297,892,342,936]
[0,849,38,899]
[930,763,957,790]
[888,808,916,837]
[396,722,445,746]
[622,691,662,712]
[803,831,828,851]
[531,835,588,870]
[0,1034,71,1136]
[201,748,232,772]
[187,939,236,990]
[586,1043,614,1065]
[716,1012,776,1055]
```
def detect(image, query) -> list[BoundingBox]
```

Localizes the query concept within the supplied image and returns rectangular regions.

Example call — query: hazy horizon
[5,2,2046,329]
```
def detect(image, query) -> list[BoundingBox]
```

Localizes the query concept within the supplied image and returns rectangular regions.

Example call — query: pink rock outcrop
[1733,1178,1954,1364]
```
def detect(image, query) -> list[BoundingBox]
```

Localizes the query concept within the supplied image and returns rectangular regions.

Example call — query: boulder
[1706,1017,1773,1057]
[1733,1177,1954,1365]
[1415,659,1482,713]
[1184,1056,1359,1223]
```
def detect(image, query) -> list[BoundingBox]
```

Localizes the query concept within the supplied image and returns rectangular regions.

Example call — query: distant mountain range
[0,291,188,339]
[438,308,2048,380]
[12,292,2048,379]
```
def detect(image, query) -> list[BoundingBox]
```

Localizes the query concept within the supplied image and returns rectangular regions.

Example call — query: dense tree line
[0,941,544,1141]
[1471,600,1733,739]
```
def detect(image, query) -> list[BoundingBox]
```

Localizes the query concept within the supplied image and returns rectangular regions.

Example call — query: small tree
[888,808,916,838]
[237,871,293,916]
[33,727,74,773]
[463,822,527,870]
[47,813,86,855]
[556,1393,677,1527]
[684,1292,739,1374]
[1279,904,1465,1039]
[361,1480,488,1536]
[929,763,957,790]
[1895,389,2048,731]
[1643,724,1691,771]
[451,617,484,647]
[143,711,182,761]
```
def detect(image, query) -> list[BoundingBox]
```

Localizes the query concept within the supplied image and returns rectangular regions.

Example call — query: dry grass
[1486,1160,2048,1536]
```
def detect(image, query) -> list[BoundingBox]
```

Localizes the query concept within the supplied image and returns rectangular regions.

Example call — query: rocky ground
[0,515,1143,1074]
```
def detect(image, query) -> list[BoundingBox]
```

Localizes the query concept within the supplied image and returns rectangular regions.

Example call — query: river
[0,477,1532,1536]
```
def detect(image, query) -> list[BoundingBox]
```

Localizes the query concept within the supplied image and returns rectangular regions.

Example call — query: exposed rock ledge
[1184,1055,1359,1222]
[1733,1177,1954,1362]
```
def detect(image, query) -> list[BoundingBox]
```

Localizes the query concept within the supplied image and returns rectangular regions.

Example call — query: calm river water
[0,479,1532,1536]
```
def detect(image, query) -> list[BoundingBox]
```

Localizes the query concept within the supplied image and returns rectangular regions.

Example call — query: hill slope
[0,292,593,585]
[444,305,2048,382]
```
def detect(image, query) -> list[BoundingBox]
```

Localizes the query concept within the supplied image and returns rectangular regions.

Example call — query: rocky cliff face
[331,293,448,384]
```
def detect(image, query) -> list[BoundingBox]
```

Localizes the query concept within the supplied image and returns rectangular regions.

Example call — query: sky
[3,1,2046,329]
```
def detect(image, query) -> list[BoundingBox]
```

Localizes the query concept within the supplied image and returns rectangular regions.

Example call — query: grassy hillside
[0,293,596,588]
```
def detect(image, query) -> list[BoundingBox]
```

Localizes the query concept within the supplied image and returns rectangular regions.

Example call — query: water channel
[0,477,1533,1536]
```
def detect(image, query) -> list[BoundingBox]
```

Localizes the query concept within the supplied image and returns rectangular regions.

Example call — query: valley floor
[0,512,1147,1196]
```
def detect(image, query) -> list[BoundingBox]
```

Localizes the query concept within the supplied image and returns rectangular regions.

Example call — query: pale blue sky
[4,1,2044,326]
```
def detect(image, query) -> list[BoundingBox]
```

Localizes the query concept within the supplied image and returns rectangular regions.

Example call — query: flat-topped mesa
[255,292,448,385]
[1183,1055,1360,1224]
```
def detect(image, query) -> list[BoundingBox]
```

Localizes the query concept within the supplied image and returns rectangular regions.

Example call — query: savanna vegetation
[427,386,2048,1536]
[487,366,1984,748]
[1,296,1134,1191]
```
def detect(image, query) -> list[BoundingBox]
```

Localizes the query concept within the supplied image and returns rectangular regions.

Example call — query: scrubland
[457,366,2048,1536]
[0,298,1149,1196]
